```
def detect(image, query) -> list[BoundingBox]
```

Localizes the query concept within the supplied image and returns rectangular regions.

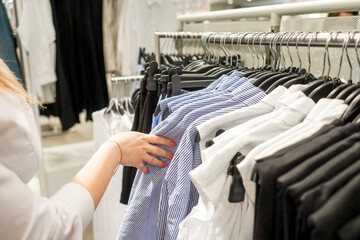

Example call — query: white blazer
[0,89,94,240]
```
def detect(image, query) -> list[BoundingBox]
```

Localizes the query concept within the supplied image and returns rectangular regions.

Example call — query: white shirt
[0,89,94,240]
[17,0,57,103]
[178,89,314,240]
[196,85,287,152]
[92,107,133,240]
[236,98,348,240]
[201,85,308,161]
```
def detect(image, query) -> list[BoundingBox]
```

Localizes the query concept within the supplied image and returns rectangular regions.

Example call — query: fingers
[147,135,176,147]
[147,145,173,160]
[137,163,149,174]
[143,154,168,167]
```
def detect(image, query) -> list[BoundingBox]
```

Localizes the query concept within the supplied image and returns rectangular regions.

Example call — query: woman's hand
[107,132,176,173]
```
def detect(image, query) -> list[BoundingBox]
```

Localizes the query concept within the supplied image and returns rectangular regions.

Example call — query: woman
[0,58,174,239]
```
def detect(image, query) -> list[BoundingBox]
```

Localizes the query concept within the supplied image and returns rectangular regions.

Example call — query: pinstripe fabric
[117,77,258,240]
[158,72,237,114]
[151,75,248,137]
[156,88,266,240]
[152,90,189,130]
[160,71,243,112]
[167,71,243,113]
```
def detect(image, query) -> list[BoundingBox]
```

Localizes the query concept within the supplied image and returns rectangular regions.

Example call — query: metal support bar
[155,33,161,64]
[177,0,360,23]
[111,75,143,82]
[155,32,360,48]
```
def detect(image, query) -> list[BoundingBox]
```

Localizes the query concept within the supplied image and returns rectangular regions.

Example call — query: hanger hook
[323,31,334,77]
[286,31,299,71]
[252,32,262,69]
[307,32,318,74]
[259,32,269,68]
[337,31,348,79]
[279,32,290,71]
[345,31,354,83]
[273,32,284,70]
[230,33,239,67]
[355,32,360,84]
[237,32,249,68]
[247,33,256,69]
[295,32,307,73]
[220,33,231,67]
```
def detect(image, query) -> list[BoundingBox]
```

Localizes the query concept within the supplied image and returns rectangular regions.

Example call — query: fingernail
[162,162,168,167]
[170,154,174,159]
[146,169,150,174]
[170,141,177,146]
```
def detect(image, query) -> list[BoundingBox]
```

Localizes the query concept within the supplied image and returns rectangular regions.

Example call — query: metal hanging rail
[177,0,360,32]
[154,31,360,64]
[111,75,143,82]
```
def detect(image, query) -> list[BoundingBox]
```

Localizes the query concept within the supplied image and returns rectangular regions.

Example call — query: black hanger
[169,74,216,96]
[308,78,342,103]
[344,88,360,104]
[336,85,360,100]
[302,77,327,96]
[341,94,360,123]
[146,61,159,91]
[327,83,352,98]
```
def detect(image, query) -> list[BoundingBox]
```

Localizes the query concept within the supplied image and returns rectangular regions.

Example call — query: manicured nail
[170,154,174,159]
[146,169,150,174]
[162,162,168,167]
[170,141,177,146]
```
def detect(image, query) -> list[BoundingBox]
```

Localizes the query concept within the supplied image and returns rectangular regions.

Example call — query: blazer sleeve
[0,162,94,240]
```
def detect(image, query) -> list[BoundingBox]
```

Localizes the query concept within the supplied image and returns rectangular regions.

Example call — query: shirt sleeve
[0,163,94,240]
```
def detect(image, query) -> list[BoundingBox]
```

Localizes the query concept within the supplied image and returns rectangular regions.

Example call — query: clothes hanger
[281,32,317,89]
[303,32,334,97]
[341,93,360,123]
[265,32,309,93]
[246,32,274,79]
[257,32,299,91]
[308,32,343,102]
[336,32,360,100]
[251,32,285,86]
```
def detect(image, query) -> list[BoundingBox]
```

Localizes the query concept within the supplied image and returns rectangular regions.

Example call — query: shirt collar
[304,98,348,122]
[232,87,266,104]
[260,85,287,108]
[275,85,308,108]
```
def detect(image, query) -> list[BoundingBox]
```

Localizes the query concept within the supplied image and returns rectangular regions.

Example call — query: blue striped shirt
[158,71,243,114]
[117,76,256,240]
[156,87,266,240]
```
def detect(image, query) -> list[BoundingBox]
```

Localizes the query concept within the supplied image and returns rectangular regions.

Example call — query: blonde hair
[0,58,42,107]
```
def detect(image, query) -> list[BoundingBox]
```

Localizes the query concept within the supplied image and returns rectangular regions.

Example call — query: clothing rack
[177,0,360,32]
[110,75,143,100]
[111,75,143,83]
[155,31,360,65]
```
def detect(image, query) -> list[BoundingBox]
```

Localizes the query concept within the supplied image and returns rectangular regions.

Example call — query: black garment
[0,2,22,81]
[338,215,360,240]
[120,77,147,204]
[297,159,360,240]
[275,129,360,240]
[120,75,160,204]
[252,120,345,240]
[139,90,159,133]
[45,0,108,130]
[308,173,360,240]
[284,141,360,240]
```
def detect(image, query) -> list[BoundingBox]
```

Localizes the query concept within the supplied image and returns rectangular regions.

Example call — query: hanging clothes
[92,98,134,240]
[103,0,123,73]
[0,2,22,81]
[44,0,109,130]
[17,0,57,103]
